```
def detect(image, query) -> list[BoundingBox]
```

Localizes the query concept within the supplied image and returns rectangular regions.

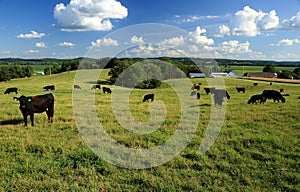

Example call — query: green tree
[263,64,276,73]
[292,67,300,79]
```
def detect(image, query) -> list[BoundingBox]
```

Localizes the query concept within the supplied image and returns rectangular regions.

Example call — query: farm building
[246,72,277,78]
[209,70,240,78]
[189,72,206,78]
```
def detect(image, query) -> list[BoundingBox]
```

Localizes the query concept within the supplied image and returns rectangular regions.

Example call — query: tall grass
[0,69,299,191]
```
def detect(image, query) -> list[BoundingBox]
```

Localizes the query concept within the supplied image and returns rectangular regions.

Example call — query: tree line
[0,64,34,82]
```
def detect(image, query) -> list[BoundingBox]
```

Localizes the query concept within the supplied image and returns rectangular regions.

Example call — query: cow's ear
[27,98,32,102]
[13,97,19,101]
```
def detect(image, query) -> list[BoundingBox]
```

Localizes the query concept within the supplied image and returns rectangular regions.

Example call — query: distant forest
[0,57,300,82]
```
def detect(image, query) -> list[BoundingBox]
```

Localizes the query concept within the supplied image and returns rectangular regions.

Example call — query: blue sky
[0,0,300,61]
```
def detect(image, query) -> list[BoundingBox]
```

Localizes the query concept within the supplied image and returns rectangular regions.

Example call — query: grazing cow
[211,89,230,106]
[143,93,154,102]
[196,92,200,100]
[236,87,246,93]
[14,93,54,126]
[203,87,215,95]
[74,84,81,90]
[91,84,101,90]
[4,87,18,94]
[270,82,273,85]
[102,87,112,94]
[253,83,258,86]
[247,94,266,104]
[280,88,284,93]
[262,90,285,103]
[43,85,55,91]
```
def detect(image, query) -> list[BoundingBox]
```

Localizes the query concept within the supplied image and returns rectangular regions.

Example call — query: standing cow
[74,84,81,90]
[211,89,230,106]
[91,84,101,90]
[4,87,18,94]
[43,85,55,91]
[102,87,112,94]
[143,93,154,102]
[14,93,54,126]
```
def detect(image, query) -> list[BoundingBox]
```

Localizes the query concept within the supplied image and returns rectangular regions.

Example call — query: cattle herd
[2,80,297,126]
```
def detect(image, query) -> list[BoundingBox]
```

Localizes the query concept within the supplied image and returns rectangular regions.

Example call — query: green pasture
[0,69,299,191]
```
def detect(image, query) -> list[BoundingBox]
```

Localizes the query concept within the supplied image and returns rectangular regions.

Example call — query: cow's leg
[46,108,54,123]
[23,115,28,126]
[30,114,34,126]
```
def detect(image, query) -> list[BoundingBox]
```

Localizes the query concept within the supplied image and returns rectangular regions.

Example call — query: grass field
[0,69,299,191]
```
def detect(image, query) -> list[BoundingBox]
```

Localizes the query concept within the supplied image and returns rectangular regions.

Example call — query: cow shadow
[0,119,23,125]
[86,80,112,85]
[190,103,211,107]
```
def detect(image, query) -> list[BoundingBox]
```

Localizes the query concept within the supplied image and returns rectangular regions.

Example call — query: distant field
[0,69,299,191]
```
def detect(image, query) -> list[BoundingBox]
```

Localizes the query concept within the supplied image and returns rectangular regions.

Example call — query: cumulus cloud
[131,36,145,44]
[53,0,128,31]
[231,6,279,36]
[215,25,231,37]
[219,40,251,54]
[188,26,214,45]
[25,50,39,54]
[17,31,45,39]
[281,11,300,29]
[159,36,185,47]
[35,42,47,48]
[91,37,119,47]
[59,42,75,47]
[273,38,300,46]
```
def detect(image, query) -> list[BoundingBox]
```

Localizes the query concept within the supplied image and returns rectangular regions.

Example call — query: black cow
[4,87,18,94]
[143,93,154,102]
[74,84,81,90]
[14,93,54,126]
[102,87,112,94]
[262,90,285,103]
[91,84,101,90]
[196,92,200,100]
[236,87,246,93]
[203,87,215,95]
[43,85,55,91]
[211,89,230,106]
[280,88,284,93]
[247,94,266,104]
[253,83,258,86]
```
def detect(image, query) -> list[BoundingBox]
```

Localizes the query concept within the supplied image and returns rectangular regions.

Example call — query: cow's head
[14,95,32,109]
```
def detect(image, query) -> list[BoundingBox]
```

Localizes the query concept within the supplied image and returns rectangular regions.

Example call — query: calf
[91,84,101,90]
[43,85,55,91]
[4,87,18,94]
[236,87,246,93]
[247,94,266,104]
[211,89,230,106]
[74,84,81,89]
[143,93,154,102]
[102,87,112,94]
[14,93,54,126]
[262,90,285,103]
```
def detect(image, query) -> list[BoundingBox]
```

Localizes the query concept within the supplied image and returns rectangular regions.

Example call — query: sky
[0,0,300,61]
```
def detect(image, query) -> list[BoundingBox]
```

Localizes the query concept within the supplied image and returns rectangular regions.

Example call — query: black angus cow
[196,92,200,100]
[262,90,285,103]
[203,87,215,95]
[236,87,246,93]
[4,87,18,94]
[14,93,54,126]
[43,85,55,91]
[91,84,101,90]
[74,84,81,90]
[253,83,258,86]
[143,93,154,102]
[211,89,230,106]
[247,94,266,104]
[280,88,284,93]
[102,87,112,94]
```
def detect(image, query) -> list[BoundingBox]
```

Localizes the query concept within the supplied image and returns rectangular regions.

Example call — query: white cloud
[131,36,145,44]
[59,42,75,47]
[215,25,231,37]
[273,38,300,46]
[219,40,251,54]
[91,37,119,47]
[159,36,185,47]
[188,26,214,45]
[35,42,47,48]
[17,31,45,39]
[231,6,279,36]
[53,0,128,31]
[282,11,300,29]
[25,50,39,54]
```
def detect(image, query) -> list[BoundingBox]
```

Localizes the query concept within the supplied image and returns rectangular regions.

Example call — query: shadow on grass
[0,119,23,125]
[86,80,112,85]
